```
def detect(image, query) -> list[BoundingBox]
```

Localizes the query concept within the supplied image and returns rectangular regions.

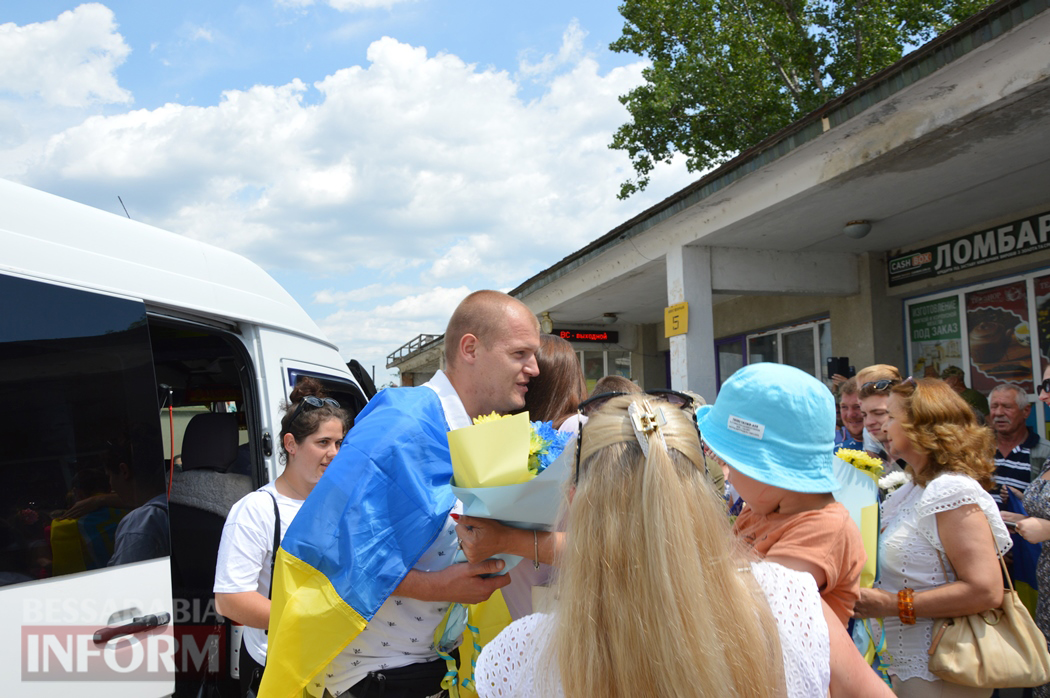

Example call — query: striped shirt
[994,429,1047,495]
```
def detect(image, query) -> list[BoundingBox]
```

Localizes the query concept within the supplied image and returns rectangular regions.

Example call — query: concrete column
[666,244,717,400]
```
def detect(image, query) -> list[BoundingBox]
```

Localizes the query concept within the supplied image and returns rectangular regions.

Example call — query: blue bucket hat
[695,363,839,493]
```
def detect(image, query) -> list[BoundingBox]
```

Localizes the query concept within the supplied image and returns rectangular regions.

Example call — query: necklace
[276,473,309,501]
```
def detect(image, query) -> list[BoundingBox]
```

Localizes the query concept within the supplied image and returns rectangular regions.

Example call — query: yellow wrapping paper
[448,412,533,488]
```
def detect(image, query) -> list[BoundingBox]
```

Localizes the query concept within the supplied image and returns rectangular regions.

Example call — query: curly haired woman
[854,378,1012,698]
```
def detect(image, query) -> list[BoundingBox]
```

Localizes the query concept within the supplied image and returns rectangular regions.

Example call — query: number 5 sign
[664,302,689,338]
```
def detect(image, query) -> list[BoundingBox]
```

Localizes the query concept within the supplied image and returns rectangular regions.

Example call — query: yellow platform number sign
[664,302,689,338]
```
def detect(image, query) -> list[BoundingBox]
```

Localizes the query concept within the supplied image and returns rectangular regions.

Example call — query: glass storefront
[904,268,1050,435]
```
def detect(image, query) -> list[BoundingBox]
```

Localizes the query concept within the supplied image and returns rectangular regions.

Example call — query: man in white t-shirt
[266,290,542,698]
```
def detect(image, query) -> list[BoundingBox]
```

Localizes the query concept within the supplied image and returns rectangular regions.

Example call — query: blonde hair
[892,379,995,489]
[855,364,901,388]
[553,396,785,698]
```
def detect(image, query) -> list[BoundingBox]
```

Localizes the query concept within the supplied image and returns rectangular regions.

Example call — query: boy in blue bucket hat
[697,363,865,626]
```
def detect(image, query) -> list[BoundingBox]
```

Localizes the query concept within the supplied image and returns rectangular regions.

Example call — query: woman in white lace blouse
[854,378,1011,697]
[475,395,892,698]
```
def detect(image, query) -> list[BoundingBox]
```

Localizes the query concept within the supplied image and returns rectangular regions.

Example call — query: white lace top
[875,473,1012,682]
[474,561,829,698]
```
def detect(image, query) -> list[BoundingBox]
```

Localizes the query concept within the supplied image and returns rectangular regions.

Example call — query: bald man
[266,290,541,698]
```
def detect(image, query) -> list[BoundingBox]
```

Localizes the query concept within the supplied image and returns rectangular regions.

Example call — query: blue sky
[1,1,693,384]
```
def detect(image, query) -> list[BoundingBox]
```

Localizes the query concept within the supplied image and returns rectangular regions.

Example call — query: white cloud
[314,283,418,304]
[276,0,418,10]
[327,0,420,10]
[0,3,131,107]
[518,19,587,78]
[189,26,215,42]
[319,286,471,369]
[9,21,695,382]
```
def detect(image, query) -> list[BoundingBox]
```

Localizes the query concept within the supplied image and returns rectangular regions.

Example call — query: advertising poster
[1034,274,1050,372]
[908,297,963,379]
[965,281,1033,394]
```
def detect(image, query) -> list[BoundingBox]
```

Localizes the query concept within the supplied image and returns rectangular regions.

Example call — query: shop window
[715,336,746,388]
[742,319,830,380]
[905,271,1050,402]
[577,349,632,392]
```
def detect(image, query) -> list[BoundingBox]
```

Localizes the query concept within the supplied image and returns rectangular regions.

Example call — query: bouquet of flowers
[878,470,911,495]
[835,448,884,480]
[447,412,574,536]
[438,412,574,697]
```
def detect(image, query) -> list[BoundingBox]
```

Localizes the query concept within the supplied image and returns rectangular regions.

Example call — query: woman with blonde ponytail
[475,395,893,698]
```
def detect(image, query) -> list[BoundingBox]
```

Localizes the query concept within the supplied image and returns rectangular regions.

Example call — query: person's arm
[62,492,122,519]
[214,591,271,628]
[393,559,511,604]
[1016,516,1050,544]
[824,600,894,698]
[454,515,563,566]
[855,503,1002,619]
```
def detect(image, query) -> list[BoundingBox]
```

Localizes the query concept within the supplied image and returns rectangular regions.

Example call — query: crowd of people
[214,289,1050,698]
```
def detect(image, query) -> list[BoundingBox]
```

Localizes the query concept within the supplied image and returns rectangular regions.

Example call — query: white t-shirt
[214,482,304,665]
[474,561,830,698]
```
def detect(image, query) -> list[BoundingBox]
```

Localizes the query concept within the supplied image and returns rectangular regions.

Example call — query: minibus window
[0,275,169,583]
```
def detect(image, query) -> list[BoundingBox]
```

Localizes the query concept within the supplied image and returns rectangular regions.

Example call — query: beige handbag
[927,547,1050,687]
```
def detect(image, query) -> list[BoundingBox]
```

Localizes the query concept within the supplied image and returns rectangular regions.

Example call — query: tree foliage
[610,0,990,198]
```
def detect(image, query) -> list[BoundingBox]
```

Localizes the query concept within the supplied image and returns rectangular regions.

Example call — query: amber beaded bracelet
[898,587,916,625]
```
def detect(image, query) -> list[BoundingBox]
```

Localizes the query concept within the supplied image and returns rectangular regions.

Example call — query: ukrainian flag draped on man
[259,385,456,697]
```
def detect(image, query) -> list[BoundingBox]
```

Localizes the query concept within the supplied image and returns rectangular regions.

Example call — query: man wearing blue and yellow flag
[261,290,541,698]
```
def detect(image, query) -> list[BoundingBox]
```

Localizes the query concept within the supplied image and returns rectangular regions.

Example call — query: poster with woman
[965,280,1033,394]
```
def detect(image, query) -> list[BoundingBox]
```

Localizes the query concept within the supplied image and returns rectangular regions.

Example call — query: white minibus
[0,179,369,697]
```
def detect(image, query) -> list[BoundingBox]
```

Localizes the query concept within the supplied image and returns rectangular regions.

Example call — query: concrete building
[510,0,1050,434]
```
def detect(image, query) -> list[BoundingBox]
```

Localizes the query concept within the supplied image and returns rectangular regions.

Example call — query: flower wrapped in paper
[438,412,573,697]
[447,412,574,538]
[833,447,886,679]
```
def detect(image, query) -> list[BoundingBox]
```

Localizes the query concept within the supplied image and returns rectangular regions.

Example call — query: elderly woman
[854,378,1011,697]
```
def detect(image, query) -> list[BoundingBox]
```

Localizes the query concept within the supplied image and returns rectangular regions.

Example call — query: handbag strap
[263,490,280,601]
[260,487,281,667]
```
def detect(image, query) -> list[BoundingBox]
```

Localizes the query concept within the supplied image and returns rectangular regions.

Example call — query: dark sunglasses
[289,396,340,424]
[1039,379,1050,395]
[861,379,900,392]
[573,389,697,485]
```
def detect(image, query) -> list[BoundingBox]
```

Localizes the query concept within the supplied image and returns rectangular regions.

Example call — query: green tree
[610,0,989,198]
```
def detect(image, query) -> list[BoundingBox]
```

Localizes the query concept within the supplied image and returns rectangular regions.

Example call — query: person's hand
[831,373,847,388]
[853,588,895,619]
[431,559,511,604]
[60,493,115,519]
[1000,510,1026,524]
[1016,517,1050,544]
[454,515,516,563]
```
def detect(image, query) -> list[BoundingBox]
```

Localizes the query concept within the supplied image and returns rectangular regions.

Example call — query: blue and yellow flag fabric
[1006,488,1041,617]
[260,386,456,698]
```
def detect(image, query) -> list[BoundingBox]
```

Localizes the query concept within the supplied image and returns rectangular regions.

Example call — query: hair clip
[628,400,667,457]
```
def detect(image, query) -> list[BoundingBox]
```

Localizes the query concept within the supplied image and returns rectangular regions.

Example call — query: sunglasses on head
[289,395,341,424]
[573,389,697,485]
[861,379,900,392]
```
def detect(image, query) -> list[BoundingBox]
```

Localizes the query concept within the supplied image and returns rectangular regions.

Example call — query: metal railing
[386,333,443,367]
